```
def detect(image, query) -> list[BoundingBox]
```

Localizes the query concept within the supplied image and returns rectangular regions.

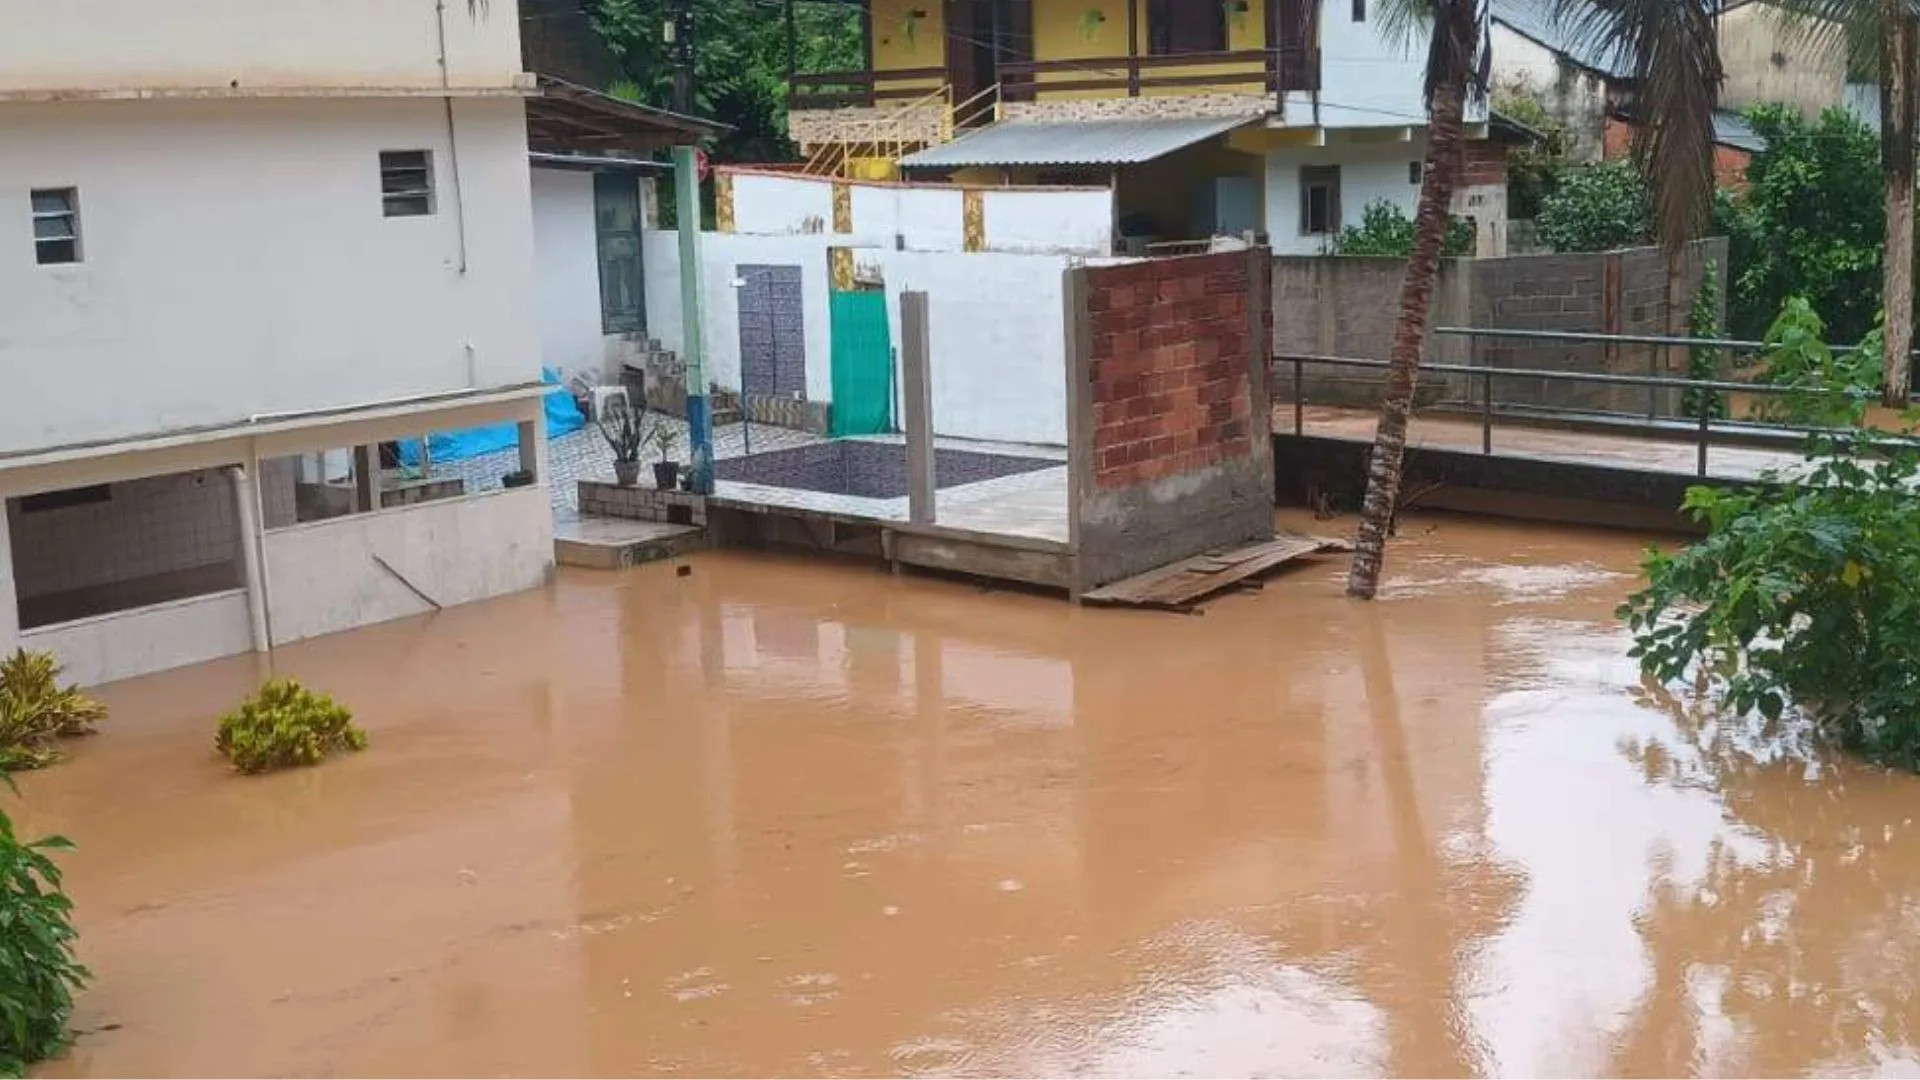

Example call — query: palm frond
[1557,0,1724,255]
[1766,0,1918,77]
[1373,0,1491,110]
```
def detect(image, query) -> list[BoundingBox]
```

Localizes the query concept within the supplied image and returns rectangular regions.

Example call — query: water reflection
[19,515,1920,1077]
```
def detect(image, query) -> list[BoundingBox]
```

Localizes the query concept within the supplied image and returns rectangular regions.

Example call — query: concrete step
[554,516,706,570]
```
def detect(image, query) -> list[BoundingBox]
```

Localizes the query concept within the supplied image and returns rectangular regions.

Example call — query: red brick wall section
[1085,252,1265,492]
[1461,140,1507,187]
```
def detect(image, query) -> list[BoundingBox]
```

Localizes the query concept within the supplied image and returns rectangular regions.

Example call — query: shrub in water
[0,788,88,1074]
[216,679,366,774]
[0,651,106,771]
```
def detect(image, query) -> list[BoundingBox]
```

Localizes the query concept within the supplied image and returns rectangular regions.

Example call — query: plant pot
[613,460,641,487]
[653,461,681,490]
[501,469,533,489]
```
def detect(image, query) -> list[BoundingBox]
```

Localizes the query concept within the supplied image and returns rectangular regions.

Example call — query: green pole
[674,143,714,493]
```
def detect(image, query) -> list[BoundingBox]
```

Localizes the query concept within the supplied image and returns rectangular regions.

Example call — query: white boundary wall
[722,170,1112,256]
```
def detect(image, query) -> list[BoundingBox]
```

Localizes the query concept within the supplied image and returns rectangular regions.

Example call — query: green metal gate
[829,290,894,436]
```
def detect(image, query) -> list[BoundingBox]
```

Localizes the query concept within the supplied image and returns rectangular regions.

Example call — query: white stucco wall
[880,251,1069,446]
[730,172,834,235]
[0,0,522,93]
[980,188,1113,255]
[1488,23,1610,163]
[262,485,552,645]
[1284,4,1487,130]
[0,98,540,455]
[531,167,611,386]
[641,230,834,401]
[18,590,253,687]
[1264,140,1429,255]
[721,170,1112,255]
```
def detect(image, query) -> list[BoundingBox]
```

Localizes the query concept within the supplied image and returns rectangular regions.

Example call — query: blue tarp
[397,367,587,466]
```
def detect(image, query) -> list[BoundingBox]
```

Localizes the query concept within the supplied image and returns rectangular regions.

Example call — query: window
[19,485,109,513]
[1148,0,1227,54]
[379,150,435,217]
[1353,0,1367,21]
[1410,161,1423,184]
[594,172,645,333]
[1300,165,1341,235]
[30,188,80,265]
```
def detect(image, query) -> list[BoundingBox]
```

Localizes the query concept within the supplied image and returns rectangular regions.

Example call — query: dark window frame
[379,150,436,218]
[19,485,110,513]
[1300,164,1342,236]
[30,187,81,265]
[1147,0,1228,54]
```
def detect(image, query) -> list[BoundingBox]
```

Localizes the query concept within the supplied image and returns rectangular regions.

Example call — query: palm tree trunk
[1883,5,1916,408]
[1345,79,1469,600]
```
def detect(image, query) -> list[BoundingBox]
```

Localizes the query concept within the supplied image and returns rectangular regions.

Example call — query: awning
[899,114,1259,170]
[525,74,726,154]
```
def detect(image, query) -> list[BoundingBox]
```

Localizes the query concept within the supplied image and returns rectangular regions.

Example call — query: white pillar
[229,466,269,654]
[0,503,18,656]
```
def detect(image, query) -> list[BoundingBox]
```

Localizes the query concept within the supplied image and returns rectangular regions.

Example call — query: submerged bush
[0,651,106,771]
[216,679,366,774]
[1620,427,1920,771]
[0,786,88,1074]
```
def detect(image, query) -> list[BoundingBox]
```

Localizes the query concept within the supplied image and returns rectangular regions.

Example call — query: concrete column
[229,465,270,654]
[900,291,936,526]
[0,501,18,655]
[353,444,382,512]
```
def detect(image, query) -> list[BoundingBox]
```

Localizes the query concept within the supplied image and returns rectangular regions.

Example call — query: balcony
[997,46,1318,101]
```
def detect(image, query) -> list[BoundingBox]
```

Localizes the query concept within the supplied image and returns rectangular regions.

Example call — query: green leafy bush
[1683,261,1727,422]
[1535,160,1653,253]
[1746,298,1879,427]
[1333,200,1475,257]
[0,651,105,772]
[1621,429,1920,770]
[216,679,366,774]
[1723,105,1884,343]
[0,788,87,1074]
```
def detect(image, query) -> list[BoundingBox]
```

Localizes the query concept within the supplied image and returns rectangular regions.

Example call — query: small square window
[379,150,435,217]
[30,188,80,265]
[1300,165,1341,235]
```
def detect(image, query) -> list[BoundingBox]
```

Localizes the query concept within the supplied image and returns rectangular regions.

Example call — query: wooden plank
[1082,531,1352,611]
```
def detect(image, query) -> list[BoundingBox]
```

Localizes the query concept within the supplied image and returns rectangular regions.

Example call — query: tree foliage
[1334,200,1475,257]
[1621,424,1920,772]
[0,784,86,1075]
[1535,160,1654,253]
[1718,105,1885,344]
[588,0,862,161]
[1746,297,1881,426]
[1491,86,1568,219]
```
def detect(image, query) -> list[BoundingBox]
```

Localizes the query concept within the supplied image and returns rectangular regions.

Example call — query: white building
[0,1,705,685]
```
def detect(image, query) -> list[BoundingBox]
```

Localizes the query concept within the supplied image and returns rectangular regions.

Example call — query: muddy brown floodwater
[18,512,1920,1077]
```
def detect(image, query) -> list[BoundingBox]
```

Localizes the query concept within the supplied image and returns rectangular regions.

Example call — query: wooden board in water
[1082,531,1354,612]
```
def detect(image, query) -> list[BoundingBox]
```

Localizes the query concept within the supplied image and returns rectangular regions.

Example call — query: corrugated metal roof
[1712,109,1767,154]
[899,114,1259,170]
[1491,0,1633,79]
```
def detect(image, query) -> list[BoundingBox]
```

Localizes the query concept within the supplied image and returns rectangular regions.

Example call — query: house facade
[780,0,1507,256]
[0,0,562,685]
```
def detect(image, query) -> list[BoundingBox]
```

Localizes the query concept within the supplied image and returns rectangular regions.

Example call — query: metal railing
[1273,342,1892,479]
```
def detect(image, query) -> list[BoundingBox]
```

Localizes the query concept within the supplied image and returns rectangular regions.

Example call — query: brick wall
[1460,140,1508,188]
[1087,254,1262,490]
[1070,250,1276,591]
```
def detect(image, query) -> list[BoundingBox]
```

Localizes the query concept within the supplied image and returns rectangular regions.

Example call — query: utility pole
[675,142,714,494]
[668,0,695,114]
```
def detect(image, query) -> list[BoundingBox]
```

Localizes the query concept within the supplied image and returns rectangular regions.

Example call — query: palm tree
[1347,0,1726,599]
[1772,0,1920,407]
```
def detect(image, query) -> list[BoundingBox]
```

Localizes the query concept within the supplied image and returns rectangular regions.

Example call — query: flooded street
[18,512,1920,1077]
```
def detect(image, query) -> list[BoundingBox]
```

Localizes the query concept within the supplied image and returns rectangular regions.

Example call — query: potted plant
[651,425,682,490]
[597,400,645,486]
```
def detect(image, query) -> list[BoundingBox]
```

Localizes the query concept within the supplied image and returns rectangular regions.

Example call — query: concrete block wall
[1271,237,1728,417]
[6,468,237,602]
[1071,250,1276,591]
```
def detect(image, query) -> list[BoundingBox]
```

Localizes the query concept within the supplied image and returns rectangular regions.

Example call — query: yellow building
[778,0,1510,256]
